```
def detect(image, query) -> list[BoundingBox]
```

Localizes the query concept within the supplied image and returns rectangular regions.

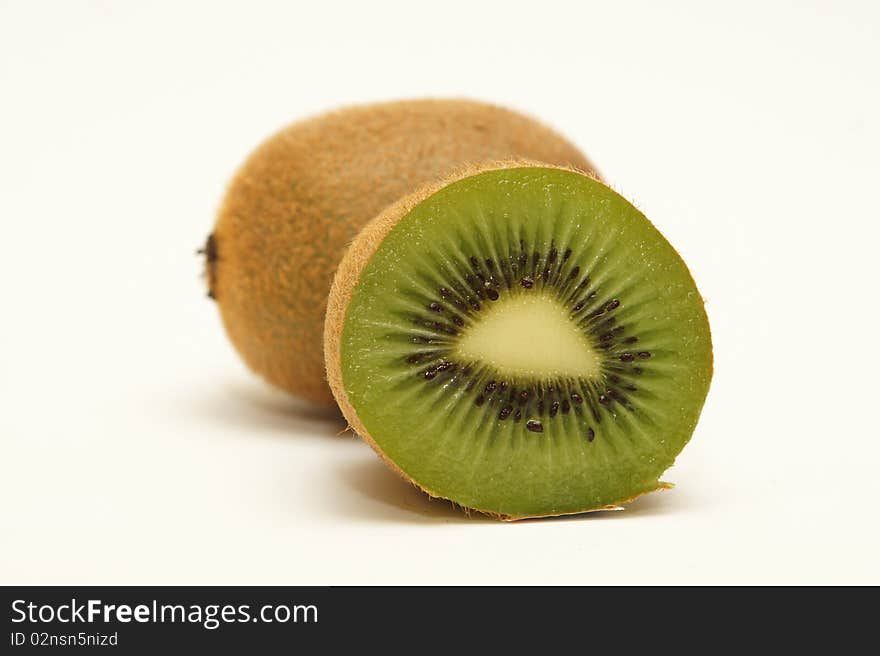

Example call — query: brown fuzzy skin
[209,99,597,404]
[324,162,665,521]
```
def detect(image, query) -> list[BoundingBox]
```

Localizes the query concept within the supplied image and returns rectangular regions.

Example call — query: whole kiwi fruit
[325,162,712,519]
[205,99,596,404]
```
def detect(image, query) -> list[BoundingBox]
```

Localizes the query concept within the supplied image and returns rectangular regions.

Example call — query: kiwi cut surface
[325,164,712,519]
[207,99,595,404]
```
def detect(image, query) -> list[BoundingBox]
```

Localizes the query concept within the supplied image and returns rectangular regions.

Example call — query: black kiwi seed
[550,401,560,417]
[562,400,571,414]
[474,395,485,406]
[428,302,442,312]
[514,410,522,422]
[587,428,595,442]
[520,276,534,289]
[605,299,620,311]
[486,288,499,301]
[526,420,543,433]
[485,381,497,393]
[571,392,583,405]
[499,406,512,420]
[619,353,635,362]
[568,265,579,280]
[624,336,638,344]
[638,351,652,359]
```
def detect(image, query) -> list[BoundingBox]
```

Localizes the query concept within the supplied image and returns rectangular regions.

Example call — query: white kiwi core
[453,293,602,379]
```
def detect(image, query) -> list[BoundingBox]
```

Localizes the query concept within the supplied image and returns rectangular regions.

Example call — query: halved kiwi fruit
[206,99,595,404]
[325,163,712,519]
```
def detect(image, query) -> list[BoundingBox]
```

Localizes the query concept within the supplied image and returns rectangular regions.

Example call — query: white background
[2,0,878,584]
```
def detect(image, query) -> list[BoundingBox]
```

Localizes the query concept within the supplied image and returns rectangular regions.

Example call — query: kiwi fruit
[325,163,712,519]
[205,99,595,404]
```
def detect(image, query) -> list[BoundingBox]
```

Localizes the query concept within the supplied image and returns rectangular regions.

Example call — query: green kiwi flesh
[336,167,712,519]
